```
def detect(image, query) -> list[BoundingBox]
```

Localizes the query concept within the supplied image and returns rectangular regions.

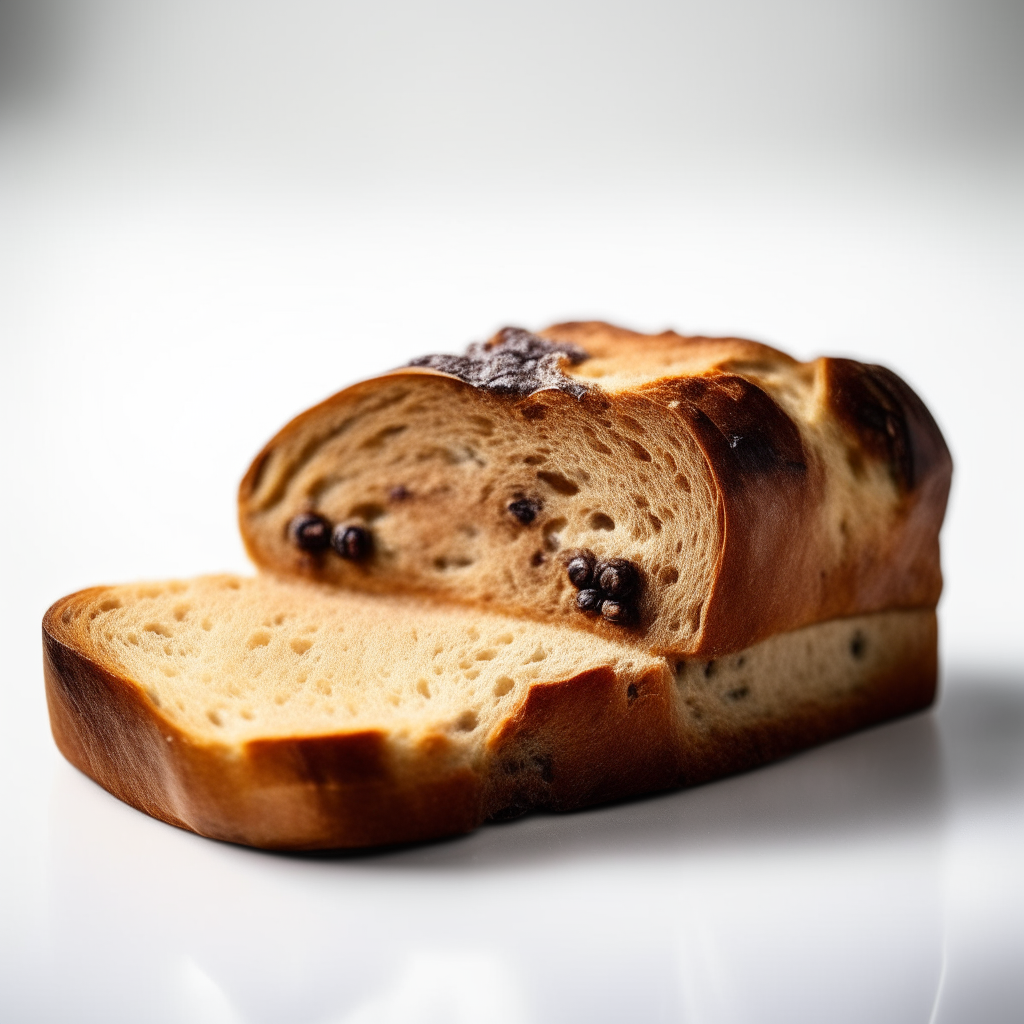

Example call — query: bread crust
[239,323,951,657]
[44,587,938,850]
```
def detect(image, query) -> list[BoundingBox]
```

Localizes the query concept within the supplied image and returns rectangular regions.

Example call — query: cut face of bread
[44,575,937,850]
[239,323,952,657]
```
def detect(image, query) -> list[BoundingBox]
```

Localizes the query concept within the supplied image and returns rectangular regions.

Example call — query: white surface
[2,2,1023,1018]
[2,168,1023,1023]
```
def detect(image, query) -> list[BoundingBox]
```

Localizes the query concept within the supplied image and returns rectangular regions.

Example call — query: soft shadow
[285,665,1024,871]
[934,663,1024,807]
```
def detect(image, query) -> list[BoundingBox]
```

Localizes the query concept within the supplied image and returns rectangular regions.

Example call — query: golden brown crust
[44,585,938,850]
[44,591,486,849]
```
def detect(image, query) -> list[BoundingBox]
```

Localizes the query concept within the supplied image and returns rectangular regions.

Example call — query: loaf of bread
[43,575,936,849]
[239,323,951,657]
[43,322,951,849]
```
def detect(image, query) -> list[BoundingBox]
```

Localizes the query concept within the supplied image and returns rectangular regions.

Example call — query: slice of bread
[44,574,937,850]
[239,322,951,657]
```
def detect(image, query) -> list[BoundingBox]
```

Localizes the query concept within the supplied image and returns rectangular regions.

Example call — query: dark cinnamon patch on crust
[408,327,590,399]
[666,373,807,489]
[826,359,948,493]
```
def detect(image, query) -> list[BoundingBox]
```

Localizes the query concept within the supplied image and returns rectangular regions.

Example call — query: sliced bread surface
[44,574,937,849]
[239,322,951,658]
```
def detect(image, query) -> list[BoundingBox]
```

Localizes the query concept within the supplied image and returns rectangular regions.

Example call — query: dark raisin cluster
[565,550,642,625]
[288,513,372,562]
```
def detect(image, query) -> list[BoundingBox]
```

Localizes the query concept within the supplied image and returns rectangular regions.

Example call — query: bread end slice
[44,576,937,850]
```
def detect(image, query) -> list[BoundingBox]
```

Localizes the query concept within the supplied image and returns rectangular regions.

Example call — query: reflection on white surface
[177,958,246,1024]
[26,669,1022,1024]
[333,951,530,1024]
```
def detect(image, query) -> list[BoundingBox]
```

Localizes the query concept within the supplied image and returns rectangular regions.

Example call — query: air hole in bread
[454,710,478,732]
[207,709,224,726]
[360,425,408,450]
[537,471,579,496]
[433,555,475,570]
[622,438,652,462]
[201,618,213,631]
[349,502,385,523]
[589,512,615,531]
[585,437,613,455]
[173,604,190,621]
[525,645,547,664]
[248,630,271,649]
[315,680,332,696]
[445,445,484,466]
[475,649,497,661]
[660,567,679,586]
[124,631,138,644]
[98,597,122,612]
[523,454,546,465]
[543,518,567,551]
[468,416,495,435]
[648,514,663,532]
[145,622,173,637]
[290,637,313,655]
[493,676,514,697]
[626,683,639,702]
[496,632,514,644]
[416,679,431,698]
[675,474,691,492]
[689,601,704,630]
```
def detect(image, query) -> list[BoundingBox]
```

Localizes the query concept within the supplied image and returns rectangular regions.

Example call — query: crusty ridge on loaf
[44,575,937,850]
[239,322,951,657]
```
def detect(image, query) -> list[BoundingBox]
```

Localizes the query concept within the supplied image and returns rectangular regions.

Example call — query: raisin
[332,524,373,561]
[575,589,602,613]
[566,550,596,589]
[601,599,634,624]
[508,498,542,524]
[595,558,642,599]
[288,513,332,553]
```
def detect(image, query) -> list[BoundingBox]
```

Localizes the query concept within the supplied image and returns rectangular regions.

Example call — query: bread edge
[44,587,938,851]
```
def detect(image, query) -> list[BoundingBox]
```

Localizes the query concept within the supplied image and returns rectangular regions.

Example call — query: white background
[1,2,1022,1021]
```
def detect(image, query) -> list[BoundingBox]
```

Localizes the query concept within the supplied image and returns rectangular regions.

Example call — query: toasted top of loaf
[239,322,951,658]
